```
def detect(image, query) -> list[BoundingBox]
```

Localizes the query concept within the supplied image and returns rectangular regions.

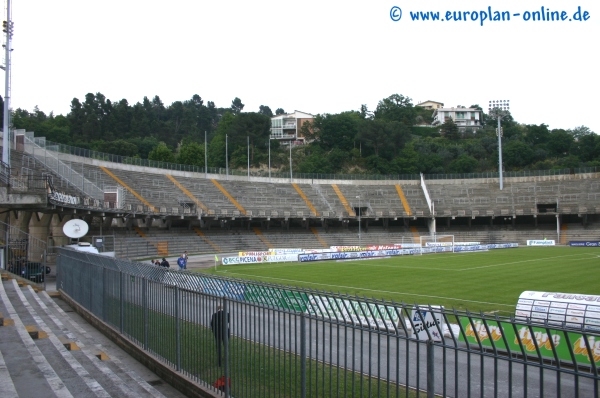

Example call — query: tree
[524,124,550,146]
[225,112,271,164]
[503,140,534,168]
[177,142,205,167]
[440,119,460,140]
[231,97,245,115]
[392,142,420,174]
[97,139,138,157]
[275,108,286,115]
[448,154,479,173]
[547,129,574,157]
[258,105,273,118]
[570,125,594,140]
[310,112,360,152]
[373,94,415,124]
[358,118,387,157]
[573,133,600,162]
[148,142,175,163]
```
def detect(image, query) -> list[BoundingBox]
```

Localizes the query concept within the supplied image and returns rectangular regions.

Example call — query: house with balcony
[432,106,483,131]
[270,110,314,145]
[416,100,444,110]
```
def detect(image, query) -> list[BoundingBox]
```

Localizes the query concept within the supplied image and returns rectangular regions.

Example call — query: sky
[4,0,599,133]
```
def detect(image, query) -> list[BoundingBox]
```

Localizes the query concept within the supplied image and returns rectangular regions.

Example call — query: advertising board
[569,241,600,247]
[459,317,600,366]
[527,240,556,246]
[306,294,401,330]
[516,291,600,330]
[410,307,444,341]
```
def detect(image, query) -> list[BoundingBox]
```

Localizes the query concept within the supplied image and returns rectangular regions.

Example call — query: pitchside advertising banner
[458,317,600,366]
[411,307,444,341]
[569,241,600,247]
[516,291,600,330]
[222,254,299,265]
[306,294,402,330]
[527,240,556,246]
[459,290,600,366]
[298,244,518,262]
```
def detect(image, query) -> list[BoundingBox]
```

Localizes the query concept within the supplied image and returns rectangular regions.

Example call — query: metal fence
[26,137,600,182]
[0,220,48,288]
[57,248,600,397]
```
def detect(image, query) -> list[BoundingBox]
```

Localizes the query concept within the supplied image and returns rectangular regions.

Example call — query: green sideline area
[199,247,600,315]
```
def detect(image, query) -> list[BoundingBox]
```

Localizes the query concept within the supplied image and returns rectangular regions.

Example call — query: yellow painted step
[25,325,48,339]
[0,312,15,326]
[58,335,80,351]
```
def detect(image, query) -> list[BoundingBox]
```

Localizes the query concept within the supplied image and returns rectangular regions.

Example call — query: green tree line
[6,93,600,175]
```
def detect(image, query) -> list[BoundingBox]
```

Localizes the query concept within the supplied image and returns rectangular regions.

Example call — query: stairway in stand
[0,277,186,398]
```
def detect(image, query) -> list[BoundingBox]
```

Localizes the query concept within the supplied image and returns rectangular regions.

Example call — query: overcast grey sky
[5,0,599,133]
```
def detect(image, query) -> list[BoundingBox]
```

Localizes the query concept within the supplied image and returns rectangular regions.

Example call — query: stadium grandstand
[3,130,600,398]
[1,130,599,263]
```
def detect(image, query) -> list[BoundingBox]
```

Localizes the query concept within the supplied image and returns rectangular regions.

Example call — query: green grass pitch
[201,247,600,316]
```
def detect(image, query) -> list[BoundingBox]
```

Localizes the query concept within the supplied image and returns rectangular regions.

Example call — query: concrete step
[0,279,186,398]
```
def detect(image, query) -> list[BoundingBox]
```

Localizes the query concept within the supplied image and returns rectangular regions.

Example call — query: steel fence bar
[480,316,499,398]
[55,248,600,398]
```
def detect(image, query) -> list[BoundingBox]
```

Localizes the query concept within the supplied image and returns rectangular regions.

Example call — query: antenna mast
[2,0,13,166]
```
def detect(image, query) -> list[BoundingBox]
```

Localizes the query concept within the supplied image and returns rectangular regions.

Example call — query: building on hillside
[270,111,314,145]
[432,106,483,131]
[416,100,444,110]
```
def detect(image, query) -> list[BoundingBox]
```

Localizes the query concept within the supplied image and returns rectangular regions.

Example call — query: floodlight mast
[2,0,13,166]
[488,100,510,190]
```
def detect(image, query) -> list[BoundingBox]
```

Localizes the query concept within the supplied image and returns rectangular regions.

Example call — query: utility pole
[2,0,13,166]
[488,100,510,190]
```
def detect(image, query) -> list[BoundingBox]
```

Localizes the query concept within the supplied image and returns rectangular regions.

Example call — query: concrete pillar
[427,217,436,234]
[28,212,53,262]
[9,210,32,233]
[102,216,113,230]
[29,212,53,240]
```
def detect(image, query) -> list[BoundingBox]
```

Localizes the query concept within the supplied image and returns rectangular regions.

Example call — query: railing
[22,137,600,182]
[21,135,104,200]
[1,220,48,288]
[0,159,10,185]
[57,248,600,397]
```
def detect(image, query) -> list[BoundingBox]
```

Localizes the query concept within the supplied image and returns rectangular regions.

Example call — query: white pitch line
[458,252,597,271]
[222,271,515,308]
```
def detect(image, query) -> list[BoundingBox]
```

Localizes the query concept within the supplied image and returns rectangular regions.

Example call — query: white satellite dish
[63,219,89,239]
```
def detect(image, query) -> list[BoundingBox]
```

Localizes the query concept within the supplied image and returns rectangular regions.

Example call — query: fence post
[119,271,124,334]
[143,277,148,350]
[175,285,181,371]
[427,339,435,398]
[223,297,230,398]
[301,312,307,398]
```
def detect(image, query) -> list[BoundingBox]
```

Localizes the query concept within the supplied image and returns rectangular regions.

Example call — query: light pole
[289,141,293,182]
[488,100,510,190]
[2,0,14,166]
[356,195,361,247]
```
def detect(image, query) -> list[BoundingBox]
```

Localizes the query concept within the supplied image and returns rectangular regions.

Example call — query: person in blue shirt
[177,254,186,270]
